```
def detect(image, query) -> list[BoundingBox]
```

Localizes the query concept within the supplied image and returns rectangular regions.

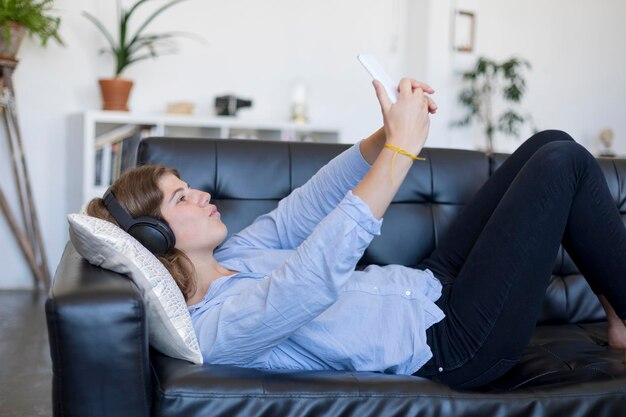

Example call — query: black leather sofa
[47,137,626,417]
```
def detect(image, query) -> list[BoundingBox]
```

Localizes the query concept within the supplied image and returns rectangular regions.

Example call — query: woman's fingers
[426,95,438,114]
[405,78,437,113]
[398,78,435,106]
[376,77,437,114]
[397,77,415,97]
[409,79,435,94]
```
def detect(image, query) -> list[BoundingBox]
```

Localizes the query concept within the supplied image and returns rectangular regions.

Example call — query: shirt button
[373,286,378,290]
[405,290,411,296]
[438,367,444,372]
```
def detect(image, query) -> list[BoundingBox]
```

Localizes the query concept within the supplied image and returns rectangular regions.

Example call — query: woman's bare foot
[598,295,626,349]
[607,318,626,349]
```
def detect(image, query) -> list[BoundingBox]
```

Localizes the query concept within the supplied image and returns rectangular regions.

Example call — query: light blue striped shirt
[188,142,444,375]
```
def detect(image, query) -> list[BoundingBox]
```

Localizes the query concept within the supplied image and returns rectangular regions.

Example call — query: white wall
[84,0,412,136]
[1,0,625,288]
[414,0,626,154]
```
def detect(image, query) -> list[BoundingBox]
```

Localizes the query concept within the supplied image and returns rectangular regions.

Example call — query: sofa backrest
[137,137,626,325]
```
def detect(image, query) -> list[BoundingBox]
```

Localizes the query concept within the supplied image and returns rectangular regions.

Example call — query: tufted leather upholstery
[47,137,626,417]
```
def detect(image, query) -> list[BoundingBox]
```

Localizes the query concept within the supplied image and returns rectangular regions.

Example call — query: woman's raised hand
[373,77,435,156]
[353,77,437,219]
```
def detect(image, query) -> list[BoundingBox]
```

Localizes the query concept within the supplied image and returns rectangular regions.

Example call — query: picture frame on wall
[454,10,475,53]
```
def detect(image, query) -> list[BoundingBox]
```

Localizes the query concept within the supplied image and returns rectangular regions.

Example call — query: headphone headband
[102,188,176,255]
[103,189,134,230]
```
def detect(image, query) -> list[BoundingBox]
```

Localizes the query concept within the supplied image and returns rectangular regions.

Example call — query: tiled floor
[0,290,52,417]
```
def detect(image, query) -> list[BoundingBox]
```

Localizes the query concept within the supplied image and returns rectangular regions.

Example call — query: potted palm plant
[0,0,63,61]
[83,0,193,111]
[452,56,535,155]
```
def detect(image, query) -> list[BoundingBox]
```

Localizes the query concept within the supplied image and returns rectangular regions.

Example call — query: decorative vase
[0,22,27,61]
[98,78,134,111]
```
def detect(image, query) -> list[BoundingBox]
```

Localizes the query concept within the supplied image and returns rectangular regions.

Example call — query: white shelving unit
[67,110,340,212]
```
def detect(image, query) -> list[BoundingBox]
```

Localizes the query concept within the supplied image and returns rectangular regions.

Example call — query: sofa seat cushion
[488,323,625,391]
[151,323,626,417]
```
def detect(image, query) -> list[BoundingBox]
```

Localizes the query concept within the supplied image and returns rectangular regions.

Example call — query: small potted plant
[452,56,535,154]
[83,0,194,111]
[0,0,64,61]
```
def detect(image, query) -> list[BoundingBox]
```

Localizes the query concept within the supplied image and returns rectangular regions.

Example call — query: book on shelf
[119,129,143,177]
[94,147,103,186]
[94,124,155,187]
[94,124,142,150]
[94,143,113,187]
[110,142,122,183]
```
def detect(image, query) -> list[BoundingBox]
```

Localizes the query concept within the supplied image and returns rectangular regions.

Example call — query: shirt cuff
[351,141,374,175]
[338,190,383,235]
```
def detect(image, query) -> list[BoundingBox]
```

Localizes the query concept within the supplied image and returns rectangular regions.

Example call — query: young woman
[87,78,626,389]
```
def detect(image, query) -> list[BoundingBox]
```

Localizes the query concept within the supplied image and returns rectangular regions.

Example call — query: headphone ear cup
[127,217,176,255]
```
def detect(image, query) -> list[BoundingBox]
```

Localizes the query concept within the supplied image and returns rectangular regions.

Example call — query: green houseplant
[453,56,534,154]
[0,0,63,59]
[83,0,193,111]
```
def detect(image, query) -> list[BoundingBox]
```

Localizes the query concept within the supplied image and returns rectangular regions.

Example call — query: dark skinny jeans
[414,130,626,389]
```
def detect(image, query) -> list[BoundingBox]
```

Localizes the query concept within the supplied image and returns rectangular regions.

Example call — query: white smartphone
[357,54,399,103]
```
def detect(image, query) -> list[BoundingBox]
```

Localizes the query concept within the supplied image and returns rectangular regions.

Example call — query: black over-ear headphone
[103,189,176,255]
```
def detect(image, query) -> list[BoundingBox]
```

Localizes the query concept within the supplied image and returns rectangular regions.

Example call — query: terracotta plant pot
[99,78,134,111]
[0,22,27,61]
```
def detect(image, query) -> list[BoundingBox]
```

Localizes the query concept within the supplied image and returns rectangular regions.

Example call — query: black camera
[214,95,253,116]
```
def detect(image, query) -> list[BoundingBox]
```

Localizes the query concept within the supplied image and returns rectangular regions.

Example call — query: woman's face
[158,173,227,254]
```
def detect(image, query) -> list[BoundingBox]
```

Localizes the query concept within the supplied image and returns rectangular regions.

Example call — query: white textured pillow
[67,213,203,364]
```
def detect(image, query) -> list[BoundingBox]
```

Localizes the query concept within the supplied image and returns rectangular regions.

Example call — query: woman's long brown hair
[86,165,197,300]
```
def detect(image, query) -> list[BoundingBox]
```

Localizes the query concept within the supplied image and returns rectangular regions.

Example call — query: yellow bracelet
[383,144,426,184]
[384,144,425,161]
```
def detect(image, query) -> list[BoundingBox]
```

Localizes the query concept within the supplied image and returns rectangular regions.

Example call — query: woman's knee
[513,130,576,162]
[527,129,575,147]
[532,140,595,172]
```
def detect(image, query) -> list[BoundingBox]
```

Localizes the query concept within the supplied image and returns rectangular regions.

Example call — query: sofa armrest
[46,243,151,417]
